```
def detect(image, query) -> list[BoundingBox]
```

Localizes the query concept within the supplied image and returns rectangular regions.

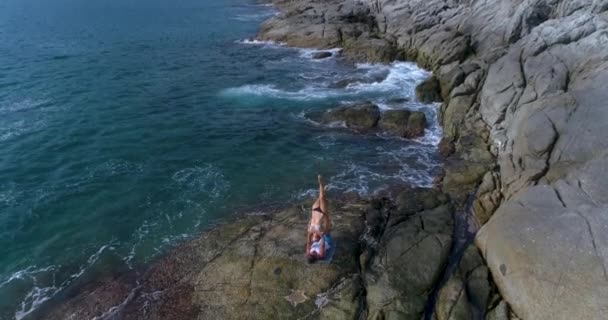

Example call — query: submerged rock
[378,109,427,138]
[312,51,333,59]
[322,102,381,131]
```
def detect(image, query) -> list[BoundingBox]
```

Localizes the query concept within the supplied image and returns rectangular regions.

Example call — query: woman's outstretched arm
[305,232,312,256]
[319,237,326,259]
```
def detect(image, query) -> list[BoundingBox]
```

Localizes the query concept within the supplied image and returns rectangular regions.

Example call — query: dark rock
[394,187,448,218]
[434,245,492,320]
[312,51,332,59]
[328,71,388,89]
[415,76,443,103]
[435,277,472,320]
[378,110,427,138]
[365,202,454,319]
[438,138,456,158]
[328,78,357,89]
[322,102,381,131]
[387,97,411,104]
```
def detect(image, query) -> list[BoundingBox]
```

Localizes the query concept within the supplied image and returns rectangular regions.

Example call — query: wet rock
[416,76,443,103]
[387,97,411,104]
[438,137,456,158]
[312,51,333,59]
[378,110,427,138]
[323,102,381,131]
[328,72,388,89]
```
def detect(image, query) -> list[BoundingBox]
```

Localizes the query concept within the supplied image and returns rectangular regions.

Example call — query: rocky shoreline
[34,0,608,319]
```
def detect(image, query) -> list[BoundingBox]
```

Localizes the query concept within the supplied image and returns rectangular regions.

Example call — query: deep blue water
[0,0,441,318]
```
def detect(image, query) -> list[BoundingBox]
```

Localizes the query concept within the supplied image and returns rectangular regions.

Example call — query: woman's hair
[307,252,320,264]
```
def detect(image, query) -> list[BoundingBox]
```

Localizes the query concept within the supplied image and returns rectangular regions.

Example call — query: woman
[306,175,331,263]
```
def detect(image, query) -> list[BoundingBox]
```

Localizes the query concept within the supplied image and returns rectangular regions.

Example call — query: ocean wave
[90,159,145,179]
[172,164,230,199]
[220,84,344,101]
[0,99,49,114]
[7,242,116,320]
[346,62,430,95]
[298,48,342,60]
[235,39,285,47]
[221,61,432,104]
[0,118,47,143]
[232,11,277,22]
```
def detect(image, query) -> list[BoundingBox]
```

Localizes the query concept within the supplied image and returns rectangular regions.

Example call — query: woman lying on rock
[306,175,331,263]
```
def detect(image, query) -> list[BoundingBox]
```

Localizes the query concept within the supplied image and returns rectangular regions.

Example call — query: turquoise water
[0,0,441,318]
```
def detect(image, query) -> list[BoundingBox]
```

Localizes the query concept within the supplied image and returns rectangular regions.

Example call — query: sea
[0,0,441,318]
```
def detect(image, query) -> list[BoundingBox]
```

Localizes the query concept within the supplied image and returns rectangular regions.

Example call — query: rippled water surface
[0,0,441,318]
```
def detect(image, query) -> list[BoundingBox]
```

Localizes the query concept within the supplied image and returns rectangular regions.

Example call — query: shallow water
[0,0,441,318]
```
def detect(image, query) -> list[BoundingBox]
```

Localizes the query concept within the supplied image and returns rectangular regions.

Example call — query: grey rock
[366,202,454,319]
[378,109,427,138]
[415,76,443,103]
[322,102,381,131]
[312,51,333,59]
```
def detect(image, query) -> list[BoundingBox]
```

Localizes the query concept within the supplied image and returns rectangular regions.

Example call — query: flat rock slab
[39,189,457,320]
[41,202,367,320]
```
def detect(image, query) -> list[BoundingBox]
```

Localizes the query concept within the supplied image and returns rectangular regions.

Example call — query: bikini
[308,206,326,234]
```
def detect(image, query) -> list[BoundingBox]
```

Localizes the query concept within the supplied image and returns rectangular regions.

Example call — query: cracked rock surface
[40,190,456,320]
[260,0,608,319]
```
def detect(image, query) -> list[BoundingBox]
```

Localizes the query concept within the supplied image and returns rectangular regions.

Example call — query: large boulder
[258,0,377,51]
[434,245,492,320]
[365,189,454,319]
[415,76,443,103]
[476,177,608,320]
[322,102,381,131]
[378,109,427,138]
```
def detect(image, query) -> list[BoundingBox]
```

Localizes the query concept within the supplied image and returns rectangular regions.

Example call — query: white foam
[232,11,277,22]
[172,164,230,199]
[0,98,48,114]
[347,62,430,95]
[11,242,117,320]
[298,48,342,59]
[91,285,141,320]
[221,84,345,101]
[235,39,285,47]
